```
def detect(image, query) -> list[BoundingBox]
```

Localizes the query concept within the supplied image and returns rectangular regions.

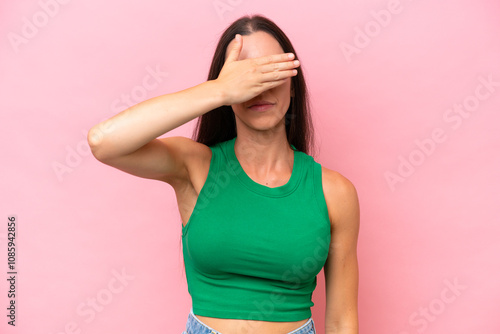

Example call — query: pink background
[1,0,499,333]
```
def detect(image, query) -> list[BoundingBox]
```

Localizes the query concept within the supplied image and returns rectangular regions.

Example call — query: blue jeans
[182,308,316,334]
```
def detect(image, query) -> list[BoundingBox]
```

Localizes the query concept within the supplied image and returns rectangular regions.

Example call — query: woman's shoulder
[319,165,359,227]
[321,166,356,193]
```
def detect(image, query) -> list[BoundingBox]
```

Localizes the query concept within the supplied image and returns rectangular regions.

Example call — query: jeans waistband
[185,308,316,334]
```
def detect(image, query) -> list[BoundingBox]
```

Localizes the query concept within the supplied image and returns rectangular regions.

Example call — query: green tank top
[181,136,331,321]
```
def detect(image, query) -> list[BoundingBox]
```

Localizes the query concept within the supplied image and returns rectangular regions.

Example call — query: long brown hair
[192,14,315,156]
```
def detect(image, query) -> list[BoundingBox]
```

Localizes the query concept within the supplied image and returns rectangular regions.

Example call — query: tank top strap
[311,159,330,224]
[181,142,221,236]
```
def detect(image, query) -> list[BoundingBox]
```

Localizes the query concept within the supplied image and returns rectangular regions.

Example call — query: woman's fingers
[253,52,296,65]
[260,59,300,74]
[261,69,298,83]
[226,34,243,63]
[252,54,300,83]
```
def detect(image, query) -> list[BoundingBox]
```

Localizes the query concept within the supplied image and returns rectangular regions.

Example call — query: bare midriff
[194,315,309,334]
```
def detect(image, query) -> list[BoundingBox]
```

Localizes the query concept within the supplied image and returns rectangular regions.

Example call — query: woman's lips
[248,101,275,112]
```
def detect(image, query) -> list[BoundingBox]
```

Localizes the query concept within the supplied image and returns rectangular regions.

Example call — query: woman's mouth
[248,101,275,112]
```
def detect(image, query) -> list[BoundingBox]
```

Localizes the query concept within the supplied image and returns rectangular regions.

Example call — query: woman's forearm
[87,79,225,160]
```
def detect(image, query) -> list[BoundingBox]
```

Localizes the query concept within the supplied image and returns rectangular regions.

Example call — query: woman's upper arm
[89,135,211,186]
[322,167,360,333]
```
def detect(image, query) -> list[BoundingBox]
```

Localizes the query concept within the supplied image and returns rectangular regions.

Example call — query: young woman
[88,15,359,334]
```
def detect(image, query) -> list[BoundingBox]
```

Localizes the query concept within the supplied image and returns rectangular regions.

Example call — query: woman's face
[225,31,293,133]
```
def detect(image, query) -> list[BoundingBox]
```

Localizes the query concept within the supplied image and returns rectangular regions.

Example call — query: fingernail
[288,53,295,59]
[294,60,300,66]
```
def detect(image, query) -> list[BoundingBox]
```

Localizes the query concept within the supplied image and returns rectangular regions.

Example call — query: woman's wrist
[205,78,230,107]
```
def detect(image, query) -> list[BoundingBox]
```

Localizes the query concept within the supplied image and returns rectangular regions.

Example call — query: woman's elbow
[87,126,110,161]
